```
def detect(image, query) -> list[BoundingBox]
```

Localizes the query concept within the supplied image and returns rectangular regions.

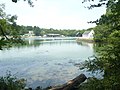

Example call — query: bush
[0,73,26,90]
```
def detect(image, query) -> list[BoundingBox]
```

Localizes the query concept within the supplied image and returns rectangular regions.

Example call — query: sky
[1,0,106,30]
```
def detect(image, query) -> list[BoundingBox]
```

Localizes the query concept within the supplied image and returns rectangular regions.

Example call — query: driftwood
[49,74,87,90]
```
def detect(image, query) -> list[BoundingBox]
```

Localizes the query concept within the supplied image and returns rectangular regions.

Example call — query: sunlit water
[0,39,95,88]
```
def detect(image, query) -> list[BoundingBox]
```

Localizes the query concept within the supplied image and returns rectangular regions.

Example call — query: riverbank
[76,37,94,43]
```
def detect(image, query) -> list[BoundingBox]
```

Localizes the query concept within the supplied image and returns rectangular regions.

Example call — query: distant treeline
[14,25,93,37]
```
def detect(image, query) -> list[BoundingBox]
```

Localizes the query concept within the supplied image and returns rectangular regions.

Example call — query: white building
[82,30,94,38]
[24,31,35,37]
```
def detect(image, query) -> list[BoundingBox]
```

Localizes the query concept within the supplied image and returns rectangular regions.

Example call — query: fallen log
[49,74,87,90]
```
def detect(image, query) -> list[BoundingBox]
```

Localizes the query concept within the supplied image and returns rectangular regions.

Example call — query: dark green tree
[12,0,34,7]
[79,0,120,90]
[0,4,24,50]
[33,26,42,36]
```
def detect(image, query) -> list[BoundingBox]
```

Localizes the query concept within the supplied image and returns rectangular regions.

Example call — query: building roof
[76,32,80,35]
[82,31,91,35]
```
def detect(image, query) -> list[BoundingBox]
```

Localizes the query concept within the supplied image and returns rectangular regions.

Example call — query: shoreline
[76,37,94,43]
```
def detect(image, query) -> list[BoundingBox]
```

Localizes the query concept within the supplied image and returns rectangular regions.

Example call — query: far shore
[0,36,94,43]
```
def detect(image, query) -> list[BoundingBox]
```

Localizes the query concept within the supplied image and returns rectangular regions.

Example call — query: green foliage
[0,72,53,90]
[0,3,25,50]
[33,26,42,36]
[79,78,104,90]
[16,25,84,37]
[80,36,120,89]
[12,0,34,7]
[0,38,8,50]
[93,25,110,42]
[91,0,120,43]
[0,73,26,90]
[0,3,18,37]
[80,0,120,90]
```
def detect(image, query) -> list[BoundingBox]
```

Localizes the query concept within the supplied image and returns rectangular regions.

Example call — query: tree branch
[0,24,9,40]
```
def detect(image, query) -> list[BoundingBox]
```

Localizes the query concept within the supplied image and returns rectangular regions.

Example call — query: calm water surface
[0,39,95,88]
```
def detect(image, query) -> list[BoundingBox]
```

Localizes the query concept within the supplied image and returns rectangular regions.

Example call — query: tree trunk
[49,74,87,90]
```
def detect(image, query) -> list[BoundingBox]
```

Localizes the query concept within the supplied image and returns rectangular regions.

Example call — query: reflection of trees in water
[31,40,94,49]
[25,40,43,47]
[76,41,93,50]
[27,39,76,46]
[14,39,77,48]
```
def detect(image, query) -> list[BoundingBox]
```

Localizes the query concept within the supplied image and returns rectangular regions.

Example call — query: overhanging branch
[0,24,9,40]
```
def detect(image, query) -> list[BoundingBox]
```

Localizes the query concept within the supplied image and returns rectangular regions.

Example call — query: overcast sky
[1,0,106,29]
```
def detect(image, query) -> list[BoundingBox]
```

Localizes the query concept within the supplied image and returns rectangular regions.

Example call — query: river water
[0,39,95,88]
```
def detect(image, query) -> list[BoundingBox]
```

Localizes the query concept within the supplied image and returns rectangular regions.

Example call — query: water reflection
[77,41,93,49]
[0,39,95,88]
[27,39,76,45]
[26,39,93,48]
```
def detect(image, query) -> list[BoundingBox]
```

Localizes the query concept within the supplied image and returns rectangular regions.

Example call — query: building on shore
[82,30,94,39]
[23,31,35,37]
[76,30,94,42]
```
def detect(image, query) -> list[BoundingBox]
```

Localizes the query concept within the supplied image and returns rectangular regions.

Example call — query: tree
[0,4,18,36]
[0,4,23,50]
[79,0,120,89]
[33,26,42,36]
[12,0,34,7]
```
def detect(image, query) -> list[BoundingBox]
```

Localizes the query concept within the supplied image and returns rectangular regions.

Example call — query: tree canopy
[0,4,24,50]
[12,0,34,7]
[79,0,120,89]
